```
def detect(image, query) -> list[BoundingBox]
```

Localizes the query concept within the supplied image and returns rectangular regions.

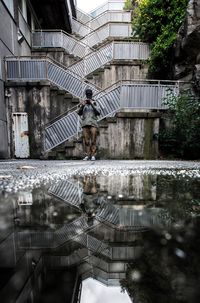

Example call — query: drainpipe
[5,88,12,158]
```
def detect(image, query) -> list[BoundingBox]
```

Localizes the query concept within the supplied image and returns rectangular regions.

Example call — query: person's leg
[82,127,91,158]
[90,127,98,156]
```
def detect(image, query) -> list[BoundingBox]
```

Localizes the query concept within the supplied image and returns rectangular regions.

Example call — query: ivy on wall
[124,0,189,79]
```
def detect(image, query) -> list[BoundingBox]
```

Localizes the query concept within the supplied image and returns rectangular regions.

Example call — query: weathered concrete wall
[32,48,78,67]
[6,83,79,158]
[0,1,32,158]
[64,112,160,160]
[87,62,148,89]
[101,112,159,159]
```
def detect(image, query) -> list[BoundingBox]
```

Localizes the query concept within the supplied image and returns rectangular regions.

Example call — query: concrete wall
[7,83,79,158]
[0,0,31,158]
[87,62,148,89]
[63,112,160,160]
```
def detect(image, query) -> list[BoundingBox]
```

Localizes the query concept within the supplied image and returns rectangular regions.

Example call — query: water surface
[0,171,200,303]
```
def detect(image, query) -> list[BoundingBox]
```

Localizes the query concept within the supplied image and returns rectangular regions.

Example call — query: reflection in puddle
[0,173,200,302]
[81,278,131,303]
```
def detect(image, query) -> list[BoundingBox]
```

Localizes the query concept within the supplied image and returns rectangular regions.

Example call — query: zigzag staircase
[48,179,170,229]
[6,55,178,152]
[6,1,179,152]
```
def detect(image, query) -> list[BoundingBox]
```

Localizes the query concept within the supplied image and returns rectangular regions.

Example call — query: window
[27,6,31,28]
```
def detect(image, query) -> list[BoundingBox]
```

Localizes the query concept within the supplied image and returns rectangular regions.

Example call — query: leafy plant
[159,89,200,159]
[124,0,189,78]
[124,0,134,10]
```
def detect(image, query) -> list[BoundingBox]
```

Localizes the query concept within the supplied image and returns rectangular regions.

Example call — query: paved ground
[0,159,200,193]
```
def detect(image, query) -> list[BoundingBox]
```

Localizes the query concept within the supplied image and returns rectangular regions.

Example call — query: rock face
[174,0,200,92]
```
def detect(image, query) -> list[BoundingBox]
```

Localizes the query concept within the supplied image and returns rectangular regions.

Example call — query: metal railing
[72,17,91,37]
[69,41,149,78]
[86,10,131,30]
[32,31,150,74]
[48,180,83,209]
[6,56,100,97]
[90,0,126,18]
[81,23,132,47]
[113,41,150,60]
[76,8,93,24]
[68,42,114,77]
[32,30,93,58]
[72,11,131,36]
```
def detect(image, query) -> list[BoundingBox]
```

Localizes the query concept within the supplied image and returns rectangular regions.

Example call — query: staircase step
[64,141,75,148]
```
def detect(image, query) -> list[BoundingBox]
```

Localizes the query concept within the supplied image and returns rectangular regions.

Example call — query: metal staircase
[6,0,180,152]
[71,11,131,39]
[6,56,178,151]
[32,30,150,76]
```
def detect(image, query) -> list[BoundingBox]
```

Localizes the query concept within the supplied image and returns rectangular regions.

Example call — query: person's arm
[77,100,86,116]
[91,101,101,116]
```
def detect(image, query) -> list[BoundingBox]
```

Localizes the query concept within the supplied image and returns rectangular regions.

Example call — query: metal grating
[48,180,83,209]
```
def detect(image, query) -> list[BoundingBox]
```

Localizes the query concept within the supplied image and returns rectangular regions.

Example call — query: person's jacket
[77,99,101,128]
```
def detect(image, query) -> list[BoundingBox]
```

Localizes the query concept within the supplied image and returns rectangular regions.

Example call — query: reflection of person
[77,89,101,161]
[80,176,101,225]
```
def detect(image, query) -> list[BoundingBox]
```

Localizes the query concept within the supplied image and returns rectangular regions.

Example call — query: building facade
[0,0,75,158]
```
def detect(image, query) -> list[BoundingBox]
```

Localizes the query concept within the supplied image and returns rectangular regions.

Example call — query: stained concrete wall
[64,112,160,160]
[87,62,148,89]
[7,83,79,158]
[0,0,31,158]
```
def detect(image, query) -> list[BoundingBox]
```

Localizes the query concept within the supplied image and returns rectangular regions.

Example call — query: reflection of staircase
[48,179,171,230]
[18,216,97,248]
[49,180,83,210]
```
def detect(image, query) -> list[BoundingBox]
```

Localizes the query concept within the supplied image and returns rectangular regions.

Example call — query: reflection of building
[4,172,198,302]
[1,171,200,301]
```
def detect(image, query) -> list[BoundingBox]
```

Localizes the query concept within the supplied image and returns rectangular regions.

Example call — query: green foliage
[159,89,200,159]
[126,0,189,78]
[124,0,133,10]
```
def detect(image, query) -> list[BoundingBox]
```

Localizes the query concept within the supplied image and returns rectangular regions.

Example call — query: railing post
[158,80,161,108]
[60,30,64,48]
[18,59,21,79]
[112,41,114,60]
[40,29,43,48]
[45,59,48,81]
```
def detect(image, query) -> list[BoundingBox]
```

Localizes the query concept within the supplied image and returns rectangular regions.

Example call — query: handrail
[5,55,103,92]
[76,8,94,24]
[89,0,126,17]
[85,10,131,30]
[32,29,95,52]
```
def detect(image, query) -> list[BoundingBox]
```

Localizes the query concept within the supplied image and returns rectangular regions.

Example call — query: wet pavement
[0,160,200,303]
[0,159,200,192]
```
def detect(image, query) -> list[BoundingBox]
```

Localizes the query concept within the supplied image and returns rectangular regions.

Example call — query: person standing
[77,89,101,161]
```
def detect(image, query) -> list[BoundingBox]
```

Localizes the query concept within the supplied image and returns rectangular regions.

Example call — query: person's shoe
[83,156,90,161]
[91,156,96,161]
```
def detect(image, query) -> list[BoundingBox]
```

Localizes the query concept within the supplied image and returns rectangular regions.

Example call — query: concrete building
[1,0,179,160]
[0,0,76,158]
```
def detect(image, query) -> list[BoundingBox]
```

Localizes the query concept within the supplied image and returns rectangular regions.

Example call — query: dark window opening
[27,6,32,28]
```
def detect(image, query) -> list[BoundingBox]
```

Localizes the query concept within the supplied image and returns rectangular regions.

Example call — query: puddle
[0,173,200,302]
